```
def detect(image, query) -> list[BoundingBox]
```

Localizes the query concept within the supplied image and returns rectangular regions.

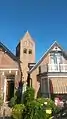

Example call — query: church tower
[16,31,35,81]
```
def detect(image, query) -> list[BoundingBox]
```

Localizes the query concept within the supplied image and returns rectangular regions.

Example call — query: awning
[50,78,67,94]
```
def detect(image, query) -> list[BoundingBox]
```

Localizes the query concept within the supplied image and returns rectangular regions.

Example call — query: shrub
[9,95,17,108]
[23,98,60,119]
[23,87,35,105]
[23,100,47,119]
[37,98,60,113]
[11,104,25,119]
[36,98,60,118]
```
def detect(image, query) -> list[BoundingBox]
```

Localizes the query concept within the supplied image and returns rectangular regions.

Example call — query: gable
[0,42,19,69]
[0,42,19,61]
[50,45,61,52]
[29,41,66,73]
[0,49,18,68]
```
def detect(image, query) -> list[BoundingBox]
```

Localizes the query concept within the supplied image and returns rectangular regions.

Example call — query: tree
[23,87,35,105]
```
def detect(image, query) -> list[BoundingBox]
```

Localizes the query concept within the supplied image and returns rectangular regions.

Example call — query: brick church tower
[16,31,35,81]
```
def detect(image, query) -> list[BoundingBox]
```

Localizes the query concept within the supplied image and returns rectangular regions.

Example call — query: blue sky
[0,0,67,61]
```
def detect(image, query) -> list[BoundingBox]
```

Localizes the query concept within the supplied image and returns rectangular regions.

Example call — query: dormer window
[23,48,27,54]
[29,49,32,54]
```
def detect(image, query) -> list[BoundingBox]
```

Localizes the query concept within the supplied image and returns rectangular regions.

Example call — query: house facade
[29,41,67,100]
[0,42,20,103]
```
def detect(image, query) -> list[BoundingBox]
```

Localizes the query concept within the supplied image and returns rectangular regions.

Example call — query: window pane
[23,48,27,54]
[29,49,32,54]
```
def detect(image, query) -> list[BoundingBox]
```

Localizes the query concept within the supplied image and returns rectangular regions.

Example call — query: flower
[41,104,43,106]
[44,102,47,105]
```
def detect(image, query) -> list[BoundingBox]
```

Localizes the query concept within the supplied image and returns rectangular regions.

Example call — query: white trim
[48,76,67,78]
[49,53,50,64]
[9,70,11,73]
[41,75,67,78]
[48,63,67,72]
[2,72,4,75]
[16,71,18,75]
[4,78,7,103]
[0,68,18,71]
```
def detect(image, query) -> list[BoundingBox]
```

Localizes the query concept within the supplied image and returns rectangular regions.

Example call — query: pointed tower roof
[20,31,35,43]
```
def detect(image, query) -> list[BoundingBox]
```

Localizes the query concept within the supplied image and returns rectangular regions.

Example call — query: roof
[22,30,35,43]
[0,41,20,63]
[16,31,35,47]
[29,41,66,74]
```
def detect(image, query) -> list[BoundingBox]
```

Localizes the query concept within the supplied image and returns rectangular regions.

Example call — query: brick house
[28,41,67,100]
[0,42,20,103]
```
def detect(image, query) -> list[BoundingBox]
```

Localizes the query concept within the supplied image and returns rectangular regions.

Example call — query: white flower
[44,102,47,105]
[41,104,43,106]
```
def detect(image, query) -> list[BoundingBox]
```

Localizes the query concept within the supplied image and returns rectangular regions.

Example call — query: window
[50,52,62,64]
[41,78,48,93]
[23,48,27,54]
[50,52,63,71]
[40,78,48,97]
[29,49,32,54]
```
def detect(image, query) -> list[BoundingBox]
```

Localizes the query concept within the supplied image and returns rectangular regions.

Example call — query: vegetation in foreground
[9,86,60,119]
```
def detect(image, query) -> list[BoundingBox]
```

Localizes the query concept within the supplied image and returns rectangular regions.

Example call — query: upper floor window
[23,48,27,54]
[50,52,62,64]
[29,49,32,54]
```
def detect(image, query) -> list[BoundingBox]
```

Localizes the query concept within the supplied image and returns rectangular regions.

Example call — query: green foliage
[23,100,45,119]
[12,104,25,119]
[37,98,60,113]
[10,86,60,119]
[9,95,17,108]
[23,98,60,119]
[23,87,35,105]
[0,96,3,107]
[9,87,22,107]
[36,98,60,119]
